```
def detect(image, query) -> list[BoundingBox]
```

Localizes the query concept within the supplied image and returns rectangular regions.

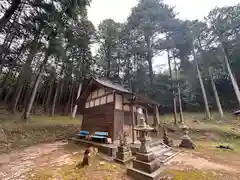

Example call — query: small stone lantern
[179,124,196,149]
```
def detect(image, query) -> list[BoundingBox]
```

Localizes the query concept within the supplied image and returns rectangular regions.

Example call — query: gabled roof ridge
[92,77,132,94]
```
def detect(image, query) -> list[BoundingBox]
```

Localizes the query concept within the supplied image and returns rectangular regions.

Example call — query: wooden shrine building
[77,78,160,143]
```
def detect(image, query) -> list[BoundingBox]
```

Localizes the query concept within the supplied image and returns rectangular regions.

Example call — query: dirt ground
[0,141,239,180]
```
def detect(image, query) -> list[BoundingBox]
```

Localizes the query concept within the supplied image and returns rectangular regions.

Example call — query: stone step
[150,145,169,152]
[152,147,171,158]
[159,150,181,164]
[149,141,166,148]
[127,165,166,180]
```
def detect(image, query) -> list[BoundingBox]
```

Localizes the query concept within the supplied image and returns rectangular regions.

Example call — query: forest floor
[0,112,240,180]
[0,114,82,154]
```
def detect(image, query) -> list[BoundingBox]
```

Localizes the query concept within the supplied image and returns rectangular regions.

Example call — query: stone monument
[162,126,173,147]
[115,132,134,164]
[179,124,196,149]
[127,117,165,180]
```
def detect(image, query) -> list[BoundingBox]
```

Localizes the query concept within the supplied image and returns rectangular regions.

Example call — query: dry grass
[166,169,215,180]
[0,115,82,154]
[160,112,240,138]
[26,149,131,180]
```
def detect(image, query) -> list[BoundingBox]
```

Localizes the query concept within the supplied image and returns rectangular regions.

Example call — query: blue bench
[91,132,109,143]
[77,130,89,138]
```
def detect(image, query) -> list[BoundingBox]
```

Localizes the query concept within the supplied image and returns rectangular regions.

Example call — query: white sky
[88,0,239,72]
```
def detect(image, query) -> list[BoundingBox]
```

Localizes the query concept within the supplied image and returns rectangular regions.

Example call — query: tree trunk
[12,84,23,113]
[22,71,42,120]
[51,79,61,116]
[21,81,31,112]
[33,85,42,114]
[42,83,49,108]
[220,42,240,107]
[167,49,177,125]
[209,67,224,120]
[71,82,82,118]
[51,65,64,116]
[21,53,49,120]
[0,0,22,32]
[57,78,65,112]
[174,58,184,123]
[192,38,211,119]
[106,44,111,78]
[45,78,54,115]
[70,82,76,114]
[146,38,154,86]
[0,69,12,97]
[10,34,40,113]
[64,79,74,116]
[3,70,17,103]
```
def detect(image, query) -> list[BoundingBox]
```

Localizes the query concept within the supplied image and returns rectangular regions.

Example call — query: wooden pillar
[113,91,116,142]
[154,105,160,126]
[131,101,135,144]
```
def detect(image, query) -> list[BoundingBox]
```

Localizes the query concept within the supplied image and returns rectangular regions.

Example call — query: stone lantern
[179,124,196,149]
[127,117,165,180]
[134,116,153,153]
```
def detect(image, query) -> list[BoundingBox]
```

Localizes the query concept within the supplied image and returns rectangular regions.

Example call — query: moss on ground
[27,154,128,180]
[166,169,215,180]
[160,112,240,142]
[27,168,54,180]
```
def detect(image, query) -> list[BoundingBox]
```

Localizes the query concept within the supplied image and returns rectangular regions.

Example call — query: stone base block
[114,156,135,164]
[136,152,155,162]
[127,166,165,180]
[132,159,161,173]
[116,151,132,159]
[115,150,134,164]
[118,146,130,152]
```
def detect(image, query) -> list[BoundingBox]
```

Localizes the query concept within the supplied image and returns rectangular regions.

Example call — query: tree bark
[0,0,22,32]
[106,44,111,78]
[192,37,211,119]
[209,67,224,120]
[71,82,82,118]
[3,70,17,103]
[0,69,12,97]
[51,79,61,116]
[12,83,23,113]
[70,82,76,114]
[21,52,49,120]
[146,37,154,86]
[167,49,177,125]
[33,85,42,114]
[220,42,240,107]
[174,58,184,123]
[64,79,74,115]
[10,34,40,113]
[45,77,54,115]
